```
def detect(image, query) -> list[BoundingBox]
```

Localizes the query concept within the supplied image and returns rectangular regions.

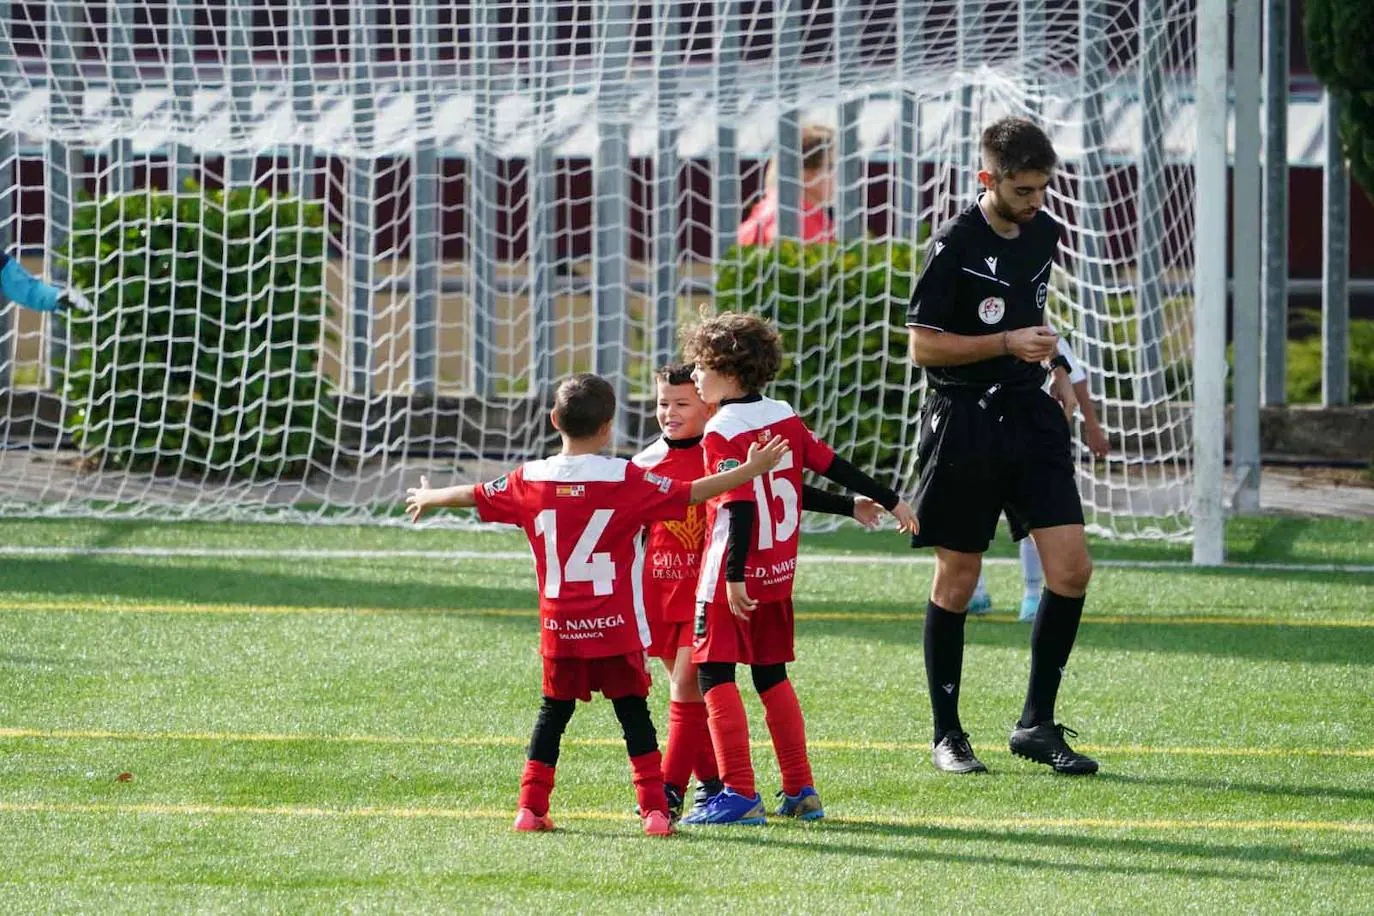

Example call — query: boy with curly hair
[680,313,919,826]
[633,362,886,821]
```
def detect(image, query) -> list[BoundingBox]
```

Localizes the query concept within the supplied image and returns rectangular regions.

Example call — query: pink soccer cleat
[642,809,674,837]
[513,807,556,832]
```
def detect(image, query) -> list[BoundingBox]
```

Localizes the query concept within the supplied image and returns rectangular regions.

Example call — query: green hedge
[59,185,337,479]
[1283,313,1374,404]
[714,239,920,475]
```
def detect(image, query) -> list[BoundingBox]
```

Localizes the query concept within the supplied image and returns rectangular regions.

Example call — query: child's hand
[853,496,883,530]
[1049,370,1078,422]
[744,434,790,472]
[1084,421,1110,459]
[726,581,757,620]
[890,499,919,535]
[405,475,435,523]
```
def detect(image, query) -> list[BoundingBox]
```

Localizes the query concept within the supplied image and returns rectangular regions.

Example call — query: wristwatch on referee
[1049,353,1072,376]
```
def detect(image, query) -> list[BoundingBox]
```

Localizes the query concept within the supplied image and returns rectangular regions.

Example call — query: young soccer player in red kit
[405,373,789,837]
[680,314,920,826]
[633,364,885,821]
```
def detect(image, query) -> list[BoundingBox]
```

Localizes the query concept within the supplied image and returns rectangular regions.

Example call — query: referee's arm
[910,326,1010,366]
[909,325,1059,367]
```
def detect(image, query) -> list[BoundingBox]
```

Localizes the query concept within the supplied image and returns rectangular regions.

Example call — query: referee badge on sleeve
[978,297,1006,325]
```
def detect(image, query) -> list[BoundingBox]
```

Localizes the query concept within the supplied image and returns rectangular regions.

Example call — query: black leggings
[697,662,788,696]
[526,694,659,765]
[527,696,575,766]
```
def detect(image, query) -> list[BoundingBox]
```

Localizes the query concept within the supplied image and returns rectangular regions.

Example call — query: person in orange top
[737,125,836,247]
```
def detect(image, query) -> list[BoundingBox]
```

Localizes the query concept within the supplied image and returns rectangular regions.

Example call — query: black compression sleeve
[801,484,854,518]
[820,456,901,511]
[724,500,755,583]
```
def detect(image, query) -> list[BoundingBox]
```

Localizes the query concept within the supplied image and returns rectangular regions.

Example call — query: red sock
[694,709,719,783]
[629,750,668,816]
[661,700,703,791]
[518,759,556,817]
[759,679,813,796]
[704,683,755,798]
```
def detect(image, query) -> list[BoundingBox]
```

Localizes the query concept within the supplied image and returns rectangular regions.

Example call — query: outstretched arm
[816,456,918,535]
[0,252,92,314]
[406,475,478,523]
[801,484,855,518]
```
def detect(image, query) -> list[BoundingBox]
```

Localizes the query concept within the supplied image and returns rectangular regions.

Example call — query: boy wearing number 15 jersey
[403,373,789,837]
[681,314,920,827]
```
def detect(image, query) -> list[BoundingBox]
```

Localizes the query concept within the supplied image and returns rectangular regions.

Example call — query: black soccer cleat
[932,731,988,774]
[1009,722,1099,775]
[665,783,685,822]
[690,778,724,819]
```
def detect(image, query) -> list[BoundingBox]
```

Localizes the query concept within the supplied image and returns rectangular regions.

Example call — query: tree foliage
[1305,0,1374,201]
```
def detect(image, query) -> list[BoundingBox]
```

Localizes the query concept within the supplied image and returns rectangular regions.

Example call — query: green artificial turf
[0,517,1370,913]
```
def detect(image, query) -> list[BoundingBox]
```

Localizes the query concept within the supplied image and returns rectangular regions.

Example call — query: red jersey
[696,396,836,605]
[737,188,835,247]
[631,436,708,625]
[473,454,693,659]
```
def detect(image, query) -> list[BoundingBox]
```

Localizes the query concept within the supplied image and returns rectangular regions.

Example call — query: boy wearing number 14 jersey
[404,373,789,837]
[681,314,920,826]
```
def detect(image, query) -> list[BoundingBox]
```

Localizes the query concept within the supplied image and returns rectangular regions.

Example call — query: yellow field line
[3,726,1372,759]
[0,800,1368,834]
[3,599,1372,628]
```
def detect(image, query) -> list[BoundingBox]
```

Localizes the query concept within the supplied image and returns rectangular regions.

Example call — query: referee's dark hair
[655,362,696,387]
[681,312,783,394]
[981,117,1058,178]
[552,373,617,439]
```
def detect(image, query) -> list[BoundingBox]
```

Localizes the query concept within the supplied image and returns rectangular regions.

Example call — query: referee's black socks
[924,601,967,743]
[1020,589,1087,728]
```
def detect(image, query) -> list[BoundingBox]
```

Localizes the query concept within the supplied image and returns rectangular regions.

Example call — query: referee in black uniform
[906,117,1097,776]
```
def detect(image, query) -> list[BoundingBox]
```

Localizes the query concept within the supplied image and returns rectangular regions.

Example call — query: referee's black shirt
[906,199,1062,392]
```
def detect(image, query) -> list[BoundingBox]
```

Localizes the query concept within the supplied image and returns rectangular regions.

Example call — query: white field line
[1,544,1372,575]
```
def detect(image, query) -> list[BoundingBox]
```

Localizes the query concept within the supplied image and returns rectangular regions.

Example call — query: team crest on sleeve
[642,470,673,494]
[1036,283,1048,310]
[978,297,1006,325]
[483,475,509,497]
[715,458,741,473]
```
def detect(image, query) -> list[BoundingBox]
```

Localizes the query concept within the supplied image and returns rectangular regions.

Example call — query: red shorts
[691,598,795,666]
[542,652,652,703]
[648,619,694,661]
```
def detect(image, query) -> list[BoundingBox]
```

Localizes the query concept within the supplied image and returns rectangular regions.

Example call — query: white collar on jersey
[523,453,629,483]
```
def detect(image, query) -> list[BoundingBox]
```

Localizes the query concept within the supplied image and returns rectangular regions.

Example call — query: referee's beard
[987,190,1037,225]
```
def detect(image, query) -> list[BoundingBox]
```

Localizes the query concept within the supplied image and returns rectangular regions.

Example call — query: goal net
[0,0,1198,539]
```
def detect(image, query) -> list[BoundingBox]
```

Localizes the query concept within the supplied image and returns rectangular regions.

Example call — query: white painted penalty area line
[0,800,1368,835]
[3,727,1372,760]
[1,544,1372,575]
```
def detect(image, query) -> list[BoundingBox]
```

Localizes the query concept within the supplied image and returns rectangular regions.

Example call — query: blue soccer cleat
[680,788,766,826]
[688,777,723,820]
[1018,593,1040,622]
[966,590,993,615]
[776,785,825,820]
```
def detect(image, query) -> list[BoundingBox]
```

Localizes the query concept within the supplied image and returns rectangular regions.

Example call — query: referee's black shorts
[910,385,1085,554]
